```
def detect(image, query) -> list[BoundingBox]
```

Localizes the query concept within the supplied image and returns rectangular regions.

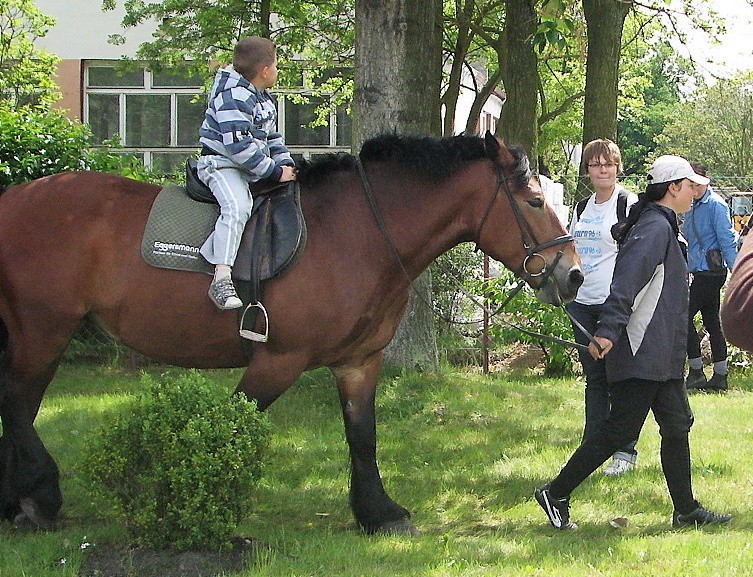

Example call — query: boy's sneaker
[535,484,577,530]
[672,504,732,528]
[604,451,637,476]
[208,277,242,310]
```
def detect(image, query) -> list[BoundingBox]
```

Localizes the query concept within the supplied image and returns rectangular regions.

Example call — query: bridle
[473,161,603,353]
[475,162,573,288]
[355,155,599,353]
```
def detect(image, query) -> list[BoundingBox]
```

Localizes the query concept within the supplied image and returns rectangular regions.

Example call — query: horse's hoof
[378,517,421,536]
[13,498,55,531]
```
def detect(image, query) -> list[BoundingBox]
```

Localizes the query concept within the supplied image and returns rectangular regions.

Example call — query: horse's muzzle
[536,263,583,306]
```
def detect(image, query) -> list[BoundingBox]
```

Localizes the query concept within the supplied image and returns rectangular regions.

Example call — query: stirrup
[239,301,269,342]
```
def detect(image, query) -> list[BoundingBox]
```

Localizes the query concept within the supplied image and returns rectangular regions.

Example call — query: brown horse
[0,133,582,534]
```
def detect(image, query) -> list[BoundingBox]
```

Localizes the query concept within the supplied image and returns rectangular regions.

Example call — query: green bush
[0,104,89,186]
[81,371,271,551]
[0,103,158,188]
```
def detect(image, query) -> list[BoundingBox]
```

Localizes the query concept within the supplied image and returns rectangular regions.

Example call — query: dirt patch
[490,343,545,372]
[78,536,267,577]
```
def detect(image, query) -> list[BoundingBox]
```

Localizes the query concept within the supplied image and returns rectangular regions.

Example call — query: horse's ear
[484,131,516,168]
[484,131,499,158]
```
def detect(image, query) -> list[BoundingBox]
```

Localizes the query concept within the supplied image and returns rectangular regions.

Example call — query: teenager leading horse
[0,132,583,534]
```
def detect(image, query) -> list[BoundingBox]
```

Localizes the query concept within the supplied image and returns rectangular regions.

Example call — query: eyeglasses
[587,162,618,169]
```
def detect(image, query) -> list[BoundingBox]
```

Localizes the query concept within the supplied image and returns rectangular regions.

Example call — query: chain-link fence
[558,174,753,207]
[65,317,151,367]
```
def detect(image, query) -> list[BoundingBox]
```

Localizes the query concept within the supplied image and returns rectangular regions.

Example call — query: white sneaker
[604,452,637,476]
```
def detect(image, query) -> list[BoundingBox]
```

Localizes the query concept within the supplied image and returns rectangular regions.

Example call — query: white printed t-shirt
[569,186,638,305]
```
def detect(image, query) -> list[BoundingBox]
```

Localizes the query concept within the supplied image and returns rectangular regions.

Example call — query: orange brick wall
[50,59,83,121]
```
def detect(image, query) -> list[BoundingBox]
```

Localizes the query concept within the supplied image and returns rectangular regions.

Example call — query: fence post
[483,254,490,374]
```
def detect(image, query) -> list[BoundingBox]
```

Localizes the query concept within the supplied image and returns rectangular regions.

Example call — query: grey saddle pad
[141,184,306,282]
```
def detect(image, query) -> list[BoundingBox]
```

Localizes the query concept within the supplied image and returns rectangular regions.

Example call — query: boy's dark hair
[233,36,276,79]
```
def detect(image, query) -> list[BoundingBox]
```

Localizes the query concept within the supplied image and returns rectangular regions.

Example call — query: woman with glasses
[566,139,639,476]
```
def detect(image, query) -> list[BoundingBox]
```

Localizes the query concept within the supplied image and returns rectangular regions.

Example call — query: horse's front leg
[332,353,418,535]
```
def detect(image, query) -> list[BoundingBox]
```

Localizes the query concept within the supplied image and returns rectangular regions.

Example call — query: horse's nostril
[569,268,584,287]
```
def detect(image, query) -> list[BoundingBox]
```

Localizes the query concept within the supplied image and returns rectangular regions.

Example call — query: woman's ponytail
[611,182,673,244]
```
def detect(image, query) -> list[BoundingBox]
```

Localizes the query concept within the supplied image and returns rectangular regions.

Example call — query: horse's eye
[527,197,544,208]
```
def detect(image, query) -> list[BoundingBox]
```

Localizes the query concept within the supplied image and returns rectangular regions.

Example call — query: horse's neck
[364,170,474,278]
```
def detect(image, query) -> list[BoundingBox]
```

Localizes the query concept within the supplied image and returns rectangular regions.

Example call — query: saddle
[141,159,307,341]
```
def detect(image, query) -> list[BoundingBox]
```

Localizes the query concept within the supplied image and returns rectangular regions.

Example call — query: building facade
[35,1,503,175]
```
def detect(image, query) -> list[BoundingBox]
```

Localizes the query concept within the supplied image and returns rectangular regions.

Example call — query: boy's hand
[279,165,297,182]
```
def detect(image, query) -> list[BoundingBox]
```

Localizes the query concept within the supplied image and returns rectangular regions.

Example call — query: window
[478,112,497,136]
[84,61,353,173]
[85,62,204,173]
[275,66,352,158]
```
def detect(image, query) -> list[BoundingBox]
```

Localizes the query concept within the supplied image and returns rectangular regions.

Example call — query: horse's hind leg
[0,324,73,529]
[332,353,417,535]
[0,354,62,530]
[0,392,61,529]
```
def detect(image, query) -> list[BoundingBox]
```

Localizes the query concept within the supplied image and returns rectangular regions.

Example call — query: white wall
[450,64,504,136]
[35,0,156,59]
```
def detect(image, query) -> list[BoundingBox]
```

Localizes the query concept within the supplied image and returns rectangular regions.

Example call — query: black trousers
[549,377,697,515]
[567,300,638,455]
[687,272,728,362]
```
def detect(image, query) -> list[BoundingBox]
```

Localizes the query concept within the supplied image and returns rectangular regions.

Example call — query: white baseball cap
[647,155,710,186]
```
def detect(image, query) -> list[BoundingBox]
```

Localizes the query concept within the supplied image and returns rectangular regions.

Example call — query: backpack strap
[575,197,588,220]
[617,189,628,221]
[576,189,629,222]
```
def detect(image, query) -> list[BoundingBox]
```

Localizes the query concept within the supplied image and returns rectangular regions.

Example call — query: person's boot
[685,368,708,390]
[706,372,728,391]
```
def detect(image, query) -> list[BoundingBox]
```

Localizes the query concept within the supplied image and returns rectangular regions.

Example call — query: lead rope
[434,257,602,353]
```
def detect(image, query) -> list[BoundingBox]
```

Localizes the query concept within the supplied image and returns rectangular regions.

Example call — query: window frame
[84,61,205,171]
[83,60,353,172]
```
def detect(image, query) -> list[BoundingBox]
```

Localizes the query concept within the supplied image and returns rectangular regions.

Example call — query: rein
[355,156,601,354]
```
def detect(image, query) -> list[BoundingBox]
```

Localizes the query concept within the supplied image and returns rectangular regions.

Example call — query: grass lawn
[0,363,751,576]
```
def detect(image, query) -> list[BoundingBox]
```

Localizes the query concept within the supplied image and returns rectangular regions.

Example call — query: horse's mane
[296,133,531,188]
[359,134,489,181]
[297,152,358,187]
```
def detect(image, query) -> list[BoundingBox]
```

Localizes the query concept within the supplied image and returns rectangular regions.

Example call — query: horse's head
[477,132,583,305]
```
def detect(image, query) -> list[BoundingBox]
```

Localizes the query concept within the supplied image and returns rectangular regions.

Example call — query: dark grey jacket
[595,204,689,383]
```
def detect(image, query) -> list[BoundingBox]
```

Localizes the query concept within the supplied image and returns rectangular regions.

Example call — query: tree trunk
[443,0,475,135]
[497,0,539,166]
[259,0,271,38]
[353,0,441,371]
[579,0,632,196]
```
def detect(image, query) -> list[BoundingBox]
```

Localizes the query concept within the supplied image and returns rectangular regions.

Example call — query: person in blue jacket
[683,162,738,391]
[535,155,732,530]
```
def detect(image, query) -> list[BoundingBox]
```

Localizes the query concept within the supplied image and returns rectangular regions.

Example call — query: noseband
[475,164,573,286]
